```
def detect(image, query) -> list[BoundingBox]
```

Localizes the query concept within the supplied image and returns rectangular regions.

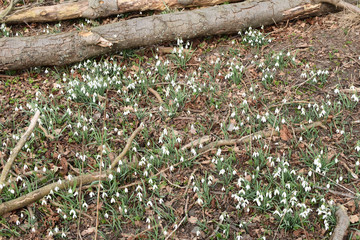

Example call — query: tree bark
[0,0,355,71]
[1,0,243,24]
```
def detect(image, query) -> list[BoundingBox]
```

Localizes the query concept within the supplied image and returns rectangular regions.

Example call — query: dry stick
[0,110,40,193]
[341,88,360,94]
[315,186,356,199]
[313,168,357,196]
[0,0,19,19]
[165,169,197,240]
[117,160,185,191]
[0,125,143,216]
[198,121,326,153]
[94,96,108,240]
[209,215,225,239]
[268,100,314,108]
[129,226,154,240]
[111,125,144,169]
[38,124,55,140]
[181,135,211,151]
[117,154,210,191]
[159,172,185,189]
[148,87,164,104]
[339,160,358,179]
[320,0,360,14]
[77,136,87,240]
[330,204,350,240]
[0,172,107,216]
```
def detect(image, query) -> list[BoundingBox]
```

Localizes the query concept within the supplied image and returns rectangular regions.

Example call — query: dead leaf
[350,215,359,223]
[81,227,96,236]
[109,152,116,162]
[59,157,68,176]
[93,113,101,120]
[347,200,356,212]
[123,106,134,112]
[293,228,303,237]
[188,216,198,224]
[252,215,261,223]
[245,175,252,182]
[130,65,139,72]
[227,122,235,132]
[54,128,62,135]
[9,214,19,223]
[280,125,292,141]
[233,145,241,153]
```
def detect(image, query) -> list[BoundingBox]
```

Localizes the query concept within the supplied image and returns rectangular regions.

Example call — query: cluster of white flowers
[1,23,11,37]
[239,26,271,47]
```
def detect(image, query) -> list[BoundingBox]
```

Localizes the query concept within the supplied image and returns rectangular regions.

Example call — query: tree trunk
[2,0,243,24]
[0,0,353,71]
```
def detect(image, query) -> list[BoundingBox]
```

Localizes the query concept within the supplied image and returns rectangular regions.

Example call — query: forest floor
[0,6,360,240]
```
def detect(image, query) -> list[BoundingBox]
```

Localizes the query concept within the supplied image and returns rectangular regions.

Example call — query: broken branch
[330,204,350,240]
[197,121,326,153]
[0,124,143,216]
[148,87,164,104]
[0,110,40,193]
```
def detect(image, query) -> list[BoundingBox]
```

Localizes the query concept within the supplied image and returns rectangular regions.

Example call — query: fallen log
[1,0,242,24]
[0,0,357,71]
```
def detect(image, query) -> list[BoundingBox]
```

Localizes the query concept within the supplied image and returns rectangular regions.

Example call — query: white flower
[355,145,360,152]
[191,148,197,156]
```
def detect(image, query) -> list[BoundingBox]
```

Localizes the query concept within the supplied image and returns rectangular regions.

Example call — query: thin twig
[0,110,40,193]
[165,169,197,240]
[339,160,358,179]
[111,124,143,169]
[0,0,20,20]
[341,88,360,94]
[181,135,211,151]
[128,226,154,240]
[38,124,55,140]
[0,123,143,216]
[315,186,356,199]
[118,157,208,191]
[95,95,108,240]
[77,136,86,240]
[0,171,107,216]
[209,215,225,238]
[268,100,314,108]
[320,0,360,14]
[148,87,164,104]
[314,169,357,196]
[198,121,326,153]
[159,172,185,189]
